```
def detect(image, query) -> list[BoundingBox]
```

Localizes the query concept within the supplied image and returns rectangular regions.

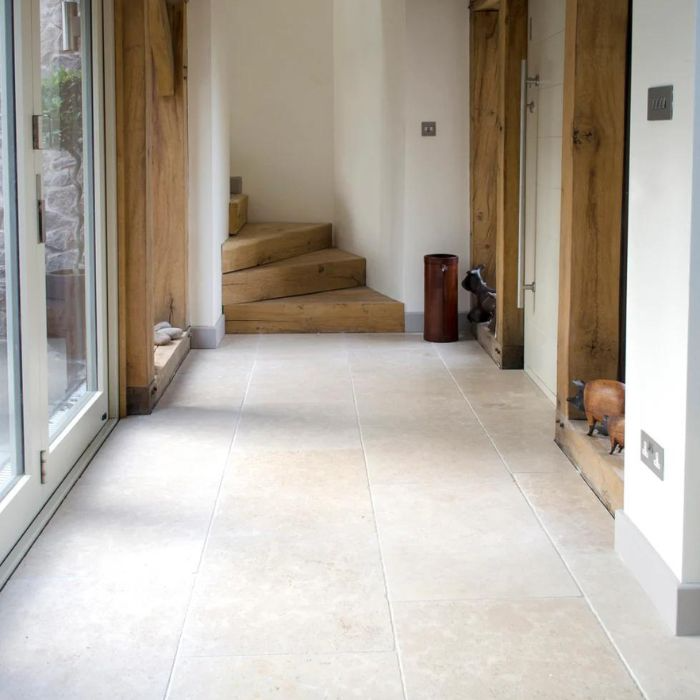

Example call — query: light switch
[422,122,437,137]
[641,430,665,480]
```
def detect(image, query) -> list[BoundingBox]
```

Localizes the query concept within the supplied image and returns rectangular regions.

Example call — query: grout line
[434,346,648,700]
[349,357,409,700]
[162,351,258,700]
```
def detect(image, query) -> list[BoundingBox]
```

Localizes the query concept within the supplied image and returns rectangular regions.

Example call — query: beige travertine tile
[217,449,375,538]
[515,471,615,552]
[180,531,393,656]
[362,428,510,485]
[394,598,642,699]
[373,480,580,601]
[168,652,404,700]
[0,576,191,700]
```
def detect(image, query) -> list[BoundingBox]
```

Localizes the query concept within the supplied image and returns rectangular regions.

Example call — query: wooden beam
[470,0,500,11]
[146,0,175,97]
[470,10,499,289]
[495,0,527,368]
[557,0,629,417]
[150,1,188,329]
[116,0,154,415]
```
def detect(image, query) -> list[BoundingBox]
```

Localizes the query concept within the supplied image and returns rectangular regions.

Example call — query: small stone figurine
[568,379,626,437]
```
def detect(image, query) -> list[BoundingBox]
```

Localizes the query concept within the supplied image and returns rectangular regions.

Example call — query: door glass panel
[40,0,95,437]
[0,0,24,497]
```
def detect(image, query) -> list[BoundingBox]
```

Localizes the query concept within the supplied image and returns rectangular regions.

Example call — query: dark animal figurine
[462,266,496,325]
[568,379,626,437]
[607,415,625,454]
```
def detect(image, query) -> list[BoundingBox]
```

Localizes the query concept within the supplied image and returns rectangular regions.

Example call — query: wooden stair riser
[229,195,249,236]
[225,288,405,334]
[222,223,333,273]
[222,254,366,305]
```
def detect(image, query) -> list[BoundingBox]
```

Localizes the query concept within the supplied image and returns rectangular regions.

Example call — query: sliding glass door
[0,0,109,566]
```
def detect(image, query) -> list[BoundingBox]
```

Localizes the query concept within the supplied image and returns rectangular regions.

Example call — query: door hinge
[32,114,47,150]
[40,450,47,484]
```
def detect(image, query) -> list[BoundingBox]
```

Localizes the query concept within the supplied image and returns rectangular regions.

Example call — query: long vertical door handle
[517,59,528,310]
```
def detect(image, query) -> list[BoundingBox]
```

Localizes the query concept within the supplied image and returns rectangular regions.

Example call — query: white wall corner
[190,314,226,350]
[616,510,700,636]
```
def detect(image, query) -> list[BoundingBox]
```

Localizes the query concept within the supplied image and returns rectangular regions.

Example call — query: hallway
[0,335,697,699]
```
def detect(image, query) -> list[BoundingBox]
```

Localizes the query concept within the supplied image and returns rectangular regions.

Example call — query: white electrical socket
[641,430,664,480]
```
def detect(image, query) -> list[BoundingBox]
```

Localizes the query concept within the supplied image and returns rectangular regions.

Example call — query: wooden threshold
[472,322,524,370]
[556,417,624,514]
[152,333,191,408]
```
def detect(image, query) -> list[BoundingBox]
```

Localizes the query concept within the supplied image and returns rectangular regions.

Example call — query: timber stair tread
[225,287,405,334]
[228,194,249,236]
[222,222,333,273]
[222,248,366,305]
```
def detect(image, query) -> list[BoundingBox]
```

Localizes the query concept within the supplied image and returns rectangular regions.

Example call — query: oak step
[229,194,249,236]
[225,287,405,334]
[222,223,333,273]
[222,248,366,305]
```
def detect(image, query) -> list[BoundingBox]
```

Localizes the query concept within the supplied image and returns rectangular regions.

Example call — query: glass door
[0,0,108,567]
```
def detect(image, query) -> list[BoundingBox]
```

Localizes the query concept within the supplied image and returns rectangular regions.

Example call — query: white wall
[623,0,700,583]
[188,0,231,331]
[333,0,406,302]
[228,0,335,224]
[402,0,470,313]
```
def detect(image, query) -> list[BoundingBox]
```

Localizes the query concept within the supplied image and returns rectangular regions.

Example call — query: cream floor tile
[256,334,349,359]
[394,598,642,700]
[362,428,511,485]
[566,549,700,700]
[373,481,580,601]
[0,576,191,700]
[235,402,361,452]
[168,652,404,700]
[216,449,375,538]
[516,471,615,552]
[180,533,393,656]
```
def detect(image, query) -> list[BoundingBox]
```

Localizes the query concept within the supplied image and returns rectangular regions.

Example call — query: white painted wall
[402,0,470,313]
[228,0,335,224]
[333,0,406,302]
[188,0,231,331]
[623,0,700,583]
[523,0,565,401]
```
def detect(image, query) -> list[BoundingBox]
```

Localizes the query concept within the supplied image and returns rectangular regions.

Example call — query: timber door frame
[469,0,527,369]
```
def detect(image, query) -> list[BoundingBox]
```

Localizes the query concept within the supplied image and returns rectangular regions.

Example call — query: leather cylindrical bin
[424,254,459,343]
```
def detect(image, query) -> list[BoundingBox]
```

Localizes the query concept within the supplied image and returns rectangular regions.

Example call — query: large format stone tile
[516,471,615,552]
[168,652,404,700]
[235,402,361,452]
[373,481,579,601]
[180,531,393,656]
[566,549,700,700]
[394,598,642,699]
[0,576,191,700]
[216,449,375,539]
[362,427,510,485]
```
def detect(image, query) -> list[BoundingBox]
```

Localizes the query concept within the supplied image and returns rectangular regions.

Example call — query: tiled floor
[0,335,698,699]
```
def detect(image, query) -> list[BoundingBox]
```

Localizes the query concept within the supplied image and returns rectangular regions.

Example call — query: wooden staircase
[222,193,404,334]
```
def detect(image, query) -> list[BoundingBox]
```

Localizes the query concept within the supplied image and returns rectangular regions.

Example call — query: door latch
[36,175,46,244]
[32,114,47,150]
[40,450,47,485]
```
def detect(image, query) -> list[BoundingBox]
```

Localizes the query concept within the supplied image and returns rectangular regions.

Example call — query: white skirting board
[190,314,226,349]
[616,510,700,636]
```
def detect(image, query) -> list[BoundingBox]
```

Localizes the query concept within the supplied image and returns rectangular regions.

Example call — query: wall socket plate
[648,85,673,121]
[422,121,437,137]
[641,430,665,480]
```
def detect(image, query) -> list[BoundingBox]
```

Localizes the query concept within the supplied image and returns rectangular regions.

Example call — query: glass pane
[0,0,23,497]
[41,0,95,437]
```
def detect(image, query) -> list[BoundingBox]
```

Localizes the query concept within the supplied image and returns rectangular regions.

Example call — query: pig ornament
[568,379,626,438]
